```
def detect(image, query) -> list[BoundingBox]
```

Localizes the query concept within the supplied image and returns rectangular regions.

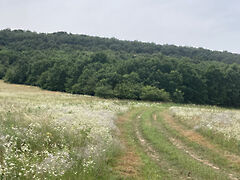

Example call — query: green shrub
[140,86,171,102]
[114,83,142,100]
[95,85,114,98]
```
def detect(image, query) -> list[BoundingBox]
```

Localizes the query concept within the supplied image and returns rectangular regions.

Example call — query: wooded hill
[1,29,240,107]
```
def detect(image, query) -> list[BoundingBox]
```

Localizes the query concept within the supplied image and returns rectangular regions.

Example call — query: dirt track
[116,107,240,179]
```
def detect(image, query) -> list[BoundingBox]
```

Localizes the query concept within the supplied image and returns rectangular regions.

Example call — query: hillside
[1,29,240,64]
[1,29,240,106]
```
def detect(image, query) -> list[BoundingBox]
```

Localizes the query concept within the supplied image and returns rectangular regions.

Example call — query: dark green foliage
[140,86,171,102]
[91,52,108,63]
[172,89,184,103]
[114,83,142,100]
[38,63,67,91]
[224,64,240,106]
[26,60,53,85]
[0,64,6,78]
[1,29,240,64]
[95,85,114,98]
[1,29,240,106]
[75,66,99,95]
[4,60,28,84]
[205,65,226,105]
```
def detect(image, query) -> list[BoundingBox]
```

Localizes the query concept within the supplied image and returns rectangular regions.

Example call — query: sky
[0,0,240,53]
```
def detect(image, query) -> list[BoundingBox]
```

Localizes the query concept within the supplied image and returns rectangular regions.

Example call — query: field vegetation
[1,82,240,179]
[170,106,240,156]
[118,104,240,179]
[0,80,134,179]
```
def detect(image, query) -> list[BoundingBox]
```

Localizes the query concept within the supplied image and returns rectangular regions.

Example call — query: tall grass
[0,81,131,179]
[169,106,240,154]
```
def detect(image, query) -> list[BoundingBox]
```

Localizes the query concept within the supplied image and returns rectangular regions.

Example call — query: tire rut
[135,114,186,179]
[161,111,240,180]
[115,113,142,178]
[163,110,240,164]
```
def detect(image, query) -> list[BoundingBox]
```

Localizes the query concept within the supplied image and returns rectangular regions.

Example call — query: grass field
[0,80,134,179]
[1,80,240,179]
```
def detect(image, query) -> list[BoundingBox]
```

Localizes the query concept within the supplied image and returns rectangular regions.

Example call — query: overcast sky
[0,0,240,53]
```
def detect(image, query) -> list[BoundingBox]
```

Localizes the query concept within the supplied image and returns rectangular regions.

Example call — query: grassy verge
[156,110,240,176]
[197,128,240,155]
[170,105,240,156]
[138,106,228,180]
[173,112,240,156]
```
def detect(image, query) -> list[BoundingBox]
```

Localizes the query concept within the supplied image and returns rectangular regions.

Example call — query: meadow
[0,80,134,179]
[170,106,240,141]
[1,80,240,179]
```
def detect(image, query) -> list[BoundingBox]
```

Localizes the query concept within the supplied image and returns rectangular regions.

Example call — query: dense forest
[1,29,240,107]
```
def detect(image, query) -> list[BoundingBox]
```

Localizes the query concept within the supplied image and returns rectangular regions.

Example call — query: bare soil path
[114,106,240,179]
[114,112,142,178]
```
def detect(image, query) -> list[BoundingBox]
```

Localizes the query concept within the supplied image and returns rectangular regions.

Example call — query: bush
[140,86,171,102]
[114,83,142,100]
[95,85,114,98]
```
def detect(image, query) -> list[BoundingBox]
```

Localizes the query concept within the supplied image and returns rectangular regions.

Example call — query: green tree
[205,65,226,105]
[224,64,240,106]
[4,61,28,84]
[73,69,98,95]
[37,63,67,91]
[0,64,6,79]
[172,89,184,103]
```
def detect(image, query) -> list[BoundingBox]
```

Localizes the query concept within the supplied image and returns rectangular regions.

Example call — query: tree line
[1,29,240,107]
